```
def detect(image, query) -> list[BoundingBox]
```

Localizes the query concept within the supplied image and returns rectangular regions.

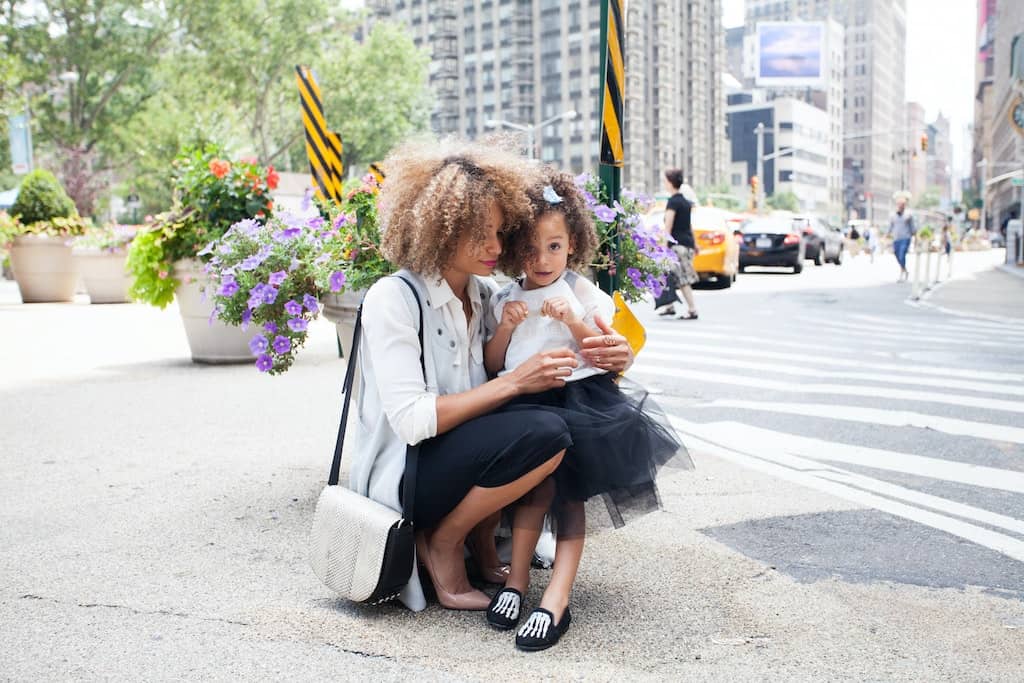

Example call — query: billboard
[755,22,825,87]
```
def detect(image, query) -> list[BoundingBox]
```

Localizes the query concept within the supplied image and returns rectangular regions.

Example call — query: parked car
[794,216,845,266]
[645,207,741,287]
[738,217,805,273]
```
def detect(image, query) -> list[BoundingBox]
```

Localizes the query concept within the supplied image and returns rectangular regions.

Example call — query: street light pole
[755,122,765,212]
[485,110,577,160]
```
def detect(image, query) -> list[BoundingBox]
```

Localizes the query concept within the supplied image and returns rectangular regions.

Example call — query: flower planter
[73,250,132,304]
[173,259,253,364]
[321,288,366,359]
[9,234,78,303]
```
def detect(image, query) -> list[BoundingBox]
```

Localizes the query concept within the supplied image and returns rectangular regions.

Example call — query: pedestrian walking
[661,168,699,319]
[864,225,879,264]
[888,192,916,281]
[348,139,635,618]
[484,167,689,651]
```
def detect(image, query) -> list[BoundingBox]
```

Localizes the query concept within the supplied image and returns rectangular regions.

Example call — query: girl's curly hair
[497,166,598,276]
[377,136,536,277]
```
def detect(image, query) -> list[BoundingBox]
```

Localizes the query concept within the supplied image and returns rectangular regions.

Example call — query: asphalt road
[1,249,1022,681]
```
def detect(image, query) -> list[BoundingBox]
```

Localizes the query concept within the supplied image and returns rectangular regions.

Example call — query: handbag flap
[309,485,404,602]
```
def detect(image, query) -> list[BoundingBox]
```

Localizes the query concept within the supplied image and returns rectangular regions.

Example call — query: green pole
[598,0,622,294]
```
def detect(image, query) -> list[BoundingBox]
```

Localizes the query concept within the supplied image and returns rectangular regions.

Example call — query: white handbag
[309,276,424,604]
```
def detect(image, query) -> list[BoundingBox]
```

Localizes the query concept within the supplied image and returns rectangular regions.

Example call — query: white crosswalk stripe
[637,308,1024,565]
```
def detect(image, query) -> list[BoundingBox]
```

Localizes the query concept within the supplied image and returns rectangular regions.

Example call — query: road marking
[672,417,1024,563]
[642,339,1024,384]
[793,316,1020,347]
[630,363,1024,415]
[639,348,1024,397]
[847,312,1024,338]
[645,325,862,355]
[675,398,1024,445]
[670,419,1024,493]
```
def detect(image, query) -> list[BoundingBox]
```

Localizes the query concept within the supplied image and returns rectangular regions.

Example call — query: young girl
[483,168,689,651]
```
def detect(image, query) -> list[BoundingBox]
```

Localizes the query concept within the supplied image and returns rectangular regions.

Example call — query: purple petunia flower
[218,281,239,297]
[249,334,269,355]
[332,213,349,229]
[240,255,262,272]
[626,267,644,289]
[208,303,222,327]
[218,243,233,255]
[273,227,302,242]
[264,321,278,334]
[646,275,664,297]
[329,271,346,293]
[289,257,301,272]
[234,218,262,237]
[255,354,273,372]
[303,293,319,312]
[261,285,279,305]
[306,216,326,231]
[287,318,308,332]
[314,253,330,265]
[581,190,597,207]
[284,299,303,316]
[241,309,252,330]
[300,186,313,212]
[593,205,617,223]
[272,335,291,354]
[268,270,287,286]
[197,241,216,257]
[613,200,625,215]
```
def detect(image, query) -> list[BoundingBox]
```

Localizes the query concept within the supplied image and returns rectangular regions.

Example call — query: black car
[738,218,806,273]
[794,216,845,266]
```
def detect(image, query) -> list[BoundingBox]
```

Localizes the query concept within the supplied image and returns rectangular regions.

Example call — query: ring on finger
[603,335,616,347]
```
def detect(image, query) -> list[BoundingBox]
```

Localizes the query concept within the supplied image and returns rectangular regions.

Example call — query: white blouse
[490,270,615,382]
[348,270,497,612]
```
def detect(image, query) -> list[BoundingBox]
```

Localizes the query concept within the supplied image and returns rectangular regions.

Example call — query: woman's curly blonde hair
[497,166,598,276]
[377,137,536,276]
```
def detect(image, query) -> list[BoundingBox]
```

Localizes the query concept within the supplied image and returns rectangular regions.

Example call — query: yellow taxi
[646,204,741,288]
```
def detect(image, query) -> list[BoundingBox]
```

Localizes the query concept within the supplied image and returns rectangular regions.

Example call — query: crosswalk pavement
[627,308,1024,567]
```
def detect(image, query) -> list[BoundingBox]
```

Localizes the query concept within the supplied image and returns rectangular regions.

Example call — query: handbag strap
[328,274,425,524]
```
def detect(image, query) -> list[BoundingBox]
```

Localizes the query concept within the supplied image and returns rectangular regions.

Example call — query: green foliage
[766,191,800,212]
[126,221,178,308]
[335,176,395,292]
[71,224,137,253]
[10,169,78,226]
[319,22,433,173]
[696,183,743,211]
[914,190,941,210]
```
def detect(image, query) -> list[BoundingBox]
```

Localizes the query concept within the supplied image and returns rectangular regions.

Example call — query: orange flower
[266,165,280,190]
[209,159,231,179]
[266,200,274,211]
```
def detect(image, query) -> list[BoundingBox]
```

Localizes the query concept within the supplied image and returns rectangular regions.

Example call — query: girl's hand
[541,296,578,324]
[579,316,634,373]
[499,301,529,329]
[506,348,578,394]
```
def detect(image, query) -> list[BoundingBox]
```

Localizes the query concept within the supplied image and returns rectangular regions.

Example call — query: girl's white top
[490,270,615,382]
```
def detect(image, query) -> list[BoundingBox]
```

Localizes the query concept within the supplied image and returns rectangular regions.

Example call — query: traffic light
[750,175,759,193]
[920,134,928,152]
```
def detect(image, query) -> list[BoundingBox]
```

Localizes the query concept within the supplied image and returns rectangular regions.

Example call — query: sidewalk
[923,263,1024,322]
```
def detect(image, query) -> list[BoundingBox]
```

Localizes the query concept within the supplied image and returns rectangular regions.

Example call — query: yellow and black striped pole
[367,162,385,187]
[598,0,625,293]
[295,65,344,204]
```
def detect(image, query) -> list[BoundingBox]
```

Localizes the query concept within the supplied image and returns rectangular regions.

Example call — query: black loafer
[486,587,523,631]
[515,607,571,651]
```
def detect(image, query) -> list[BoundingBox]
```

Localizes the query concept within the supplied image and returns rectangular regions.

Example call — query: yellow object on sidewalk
[611,290,646,356]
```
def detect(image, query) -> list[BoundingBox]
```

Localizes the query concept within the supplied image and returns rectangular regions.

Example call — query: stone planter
[73,250,132,304]
[173,259,252,364]
[321,288,367,359]
[9,234,78,303]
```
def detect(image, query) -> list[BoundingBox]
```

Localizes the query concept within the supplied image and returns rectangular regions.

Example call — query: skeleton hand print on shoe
[517,610,551,640]
[493,590,520,621]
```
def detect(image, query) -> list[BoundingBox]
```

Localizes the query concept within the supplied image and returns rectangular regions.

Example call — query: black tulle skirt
[503,373,693,529]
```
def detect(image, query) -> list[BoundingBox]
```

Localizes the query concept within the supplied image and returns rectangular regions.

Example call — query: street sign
[1012,177,1024,186]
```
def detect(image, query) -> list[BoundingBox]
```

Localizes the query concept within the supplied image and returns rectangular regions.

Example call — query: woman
[349,139,634,613]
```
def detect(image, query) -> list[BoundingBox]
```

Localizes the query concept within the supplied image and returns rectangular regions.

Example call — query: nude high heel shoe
[416,533,490,611]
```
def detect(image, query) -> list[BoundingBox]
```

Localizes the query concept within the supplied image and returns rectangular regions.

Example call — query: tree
[318,21,433,175]
[696,182,743,211]
[1,1,179,215]
[766,191,799,212]
[914,189,941,210]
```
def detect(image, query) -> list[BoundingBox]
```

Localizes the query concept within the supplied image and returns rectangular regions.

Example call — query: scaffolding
[430,0,460,133]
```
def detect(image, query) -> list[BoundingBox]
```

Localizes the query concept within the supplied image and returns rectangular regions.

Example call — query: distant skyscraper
[744,0,907,223]
[370,0,726,193]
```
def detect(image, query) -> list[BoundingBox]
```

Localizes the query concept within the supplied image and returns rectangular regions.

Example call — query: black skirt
[504,373,692,528]
[411,409,573,530]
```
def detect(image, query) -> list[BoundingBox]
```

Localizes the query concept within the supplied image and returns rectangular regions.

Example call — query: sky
[723,0,978,179]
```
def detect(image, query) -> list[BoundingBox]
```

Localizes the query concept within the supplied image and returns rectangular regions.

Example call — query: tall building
[988,0,1024,229]
[369,0,726,194]
[926,113,954,207]
[744,0,907,224]
[971,0,997,227]
[905,101,928,199]
[727,95,834,214]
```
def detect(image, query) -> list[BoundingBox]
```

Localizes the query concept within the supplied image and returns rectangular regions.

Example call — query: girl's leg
[422,450,565,598]
[538,500,586,621]
[506,476,557,595]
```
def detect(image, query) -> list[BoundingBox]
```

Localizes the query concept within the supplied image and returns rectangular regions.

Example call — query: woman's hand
[506,348,578,394]
[579,316,634,373]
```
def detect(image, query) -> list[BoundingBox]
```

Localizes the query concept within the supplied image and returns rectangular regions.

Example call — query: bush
[11,170,78,227]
